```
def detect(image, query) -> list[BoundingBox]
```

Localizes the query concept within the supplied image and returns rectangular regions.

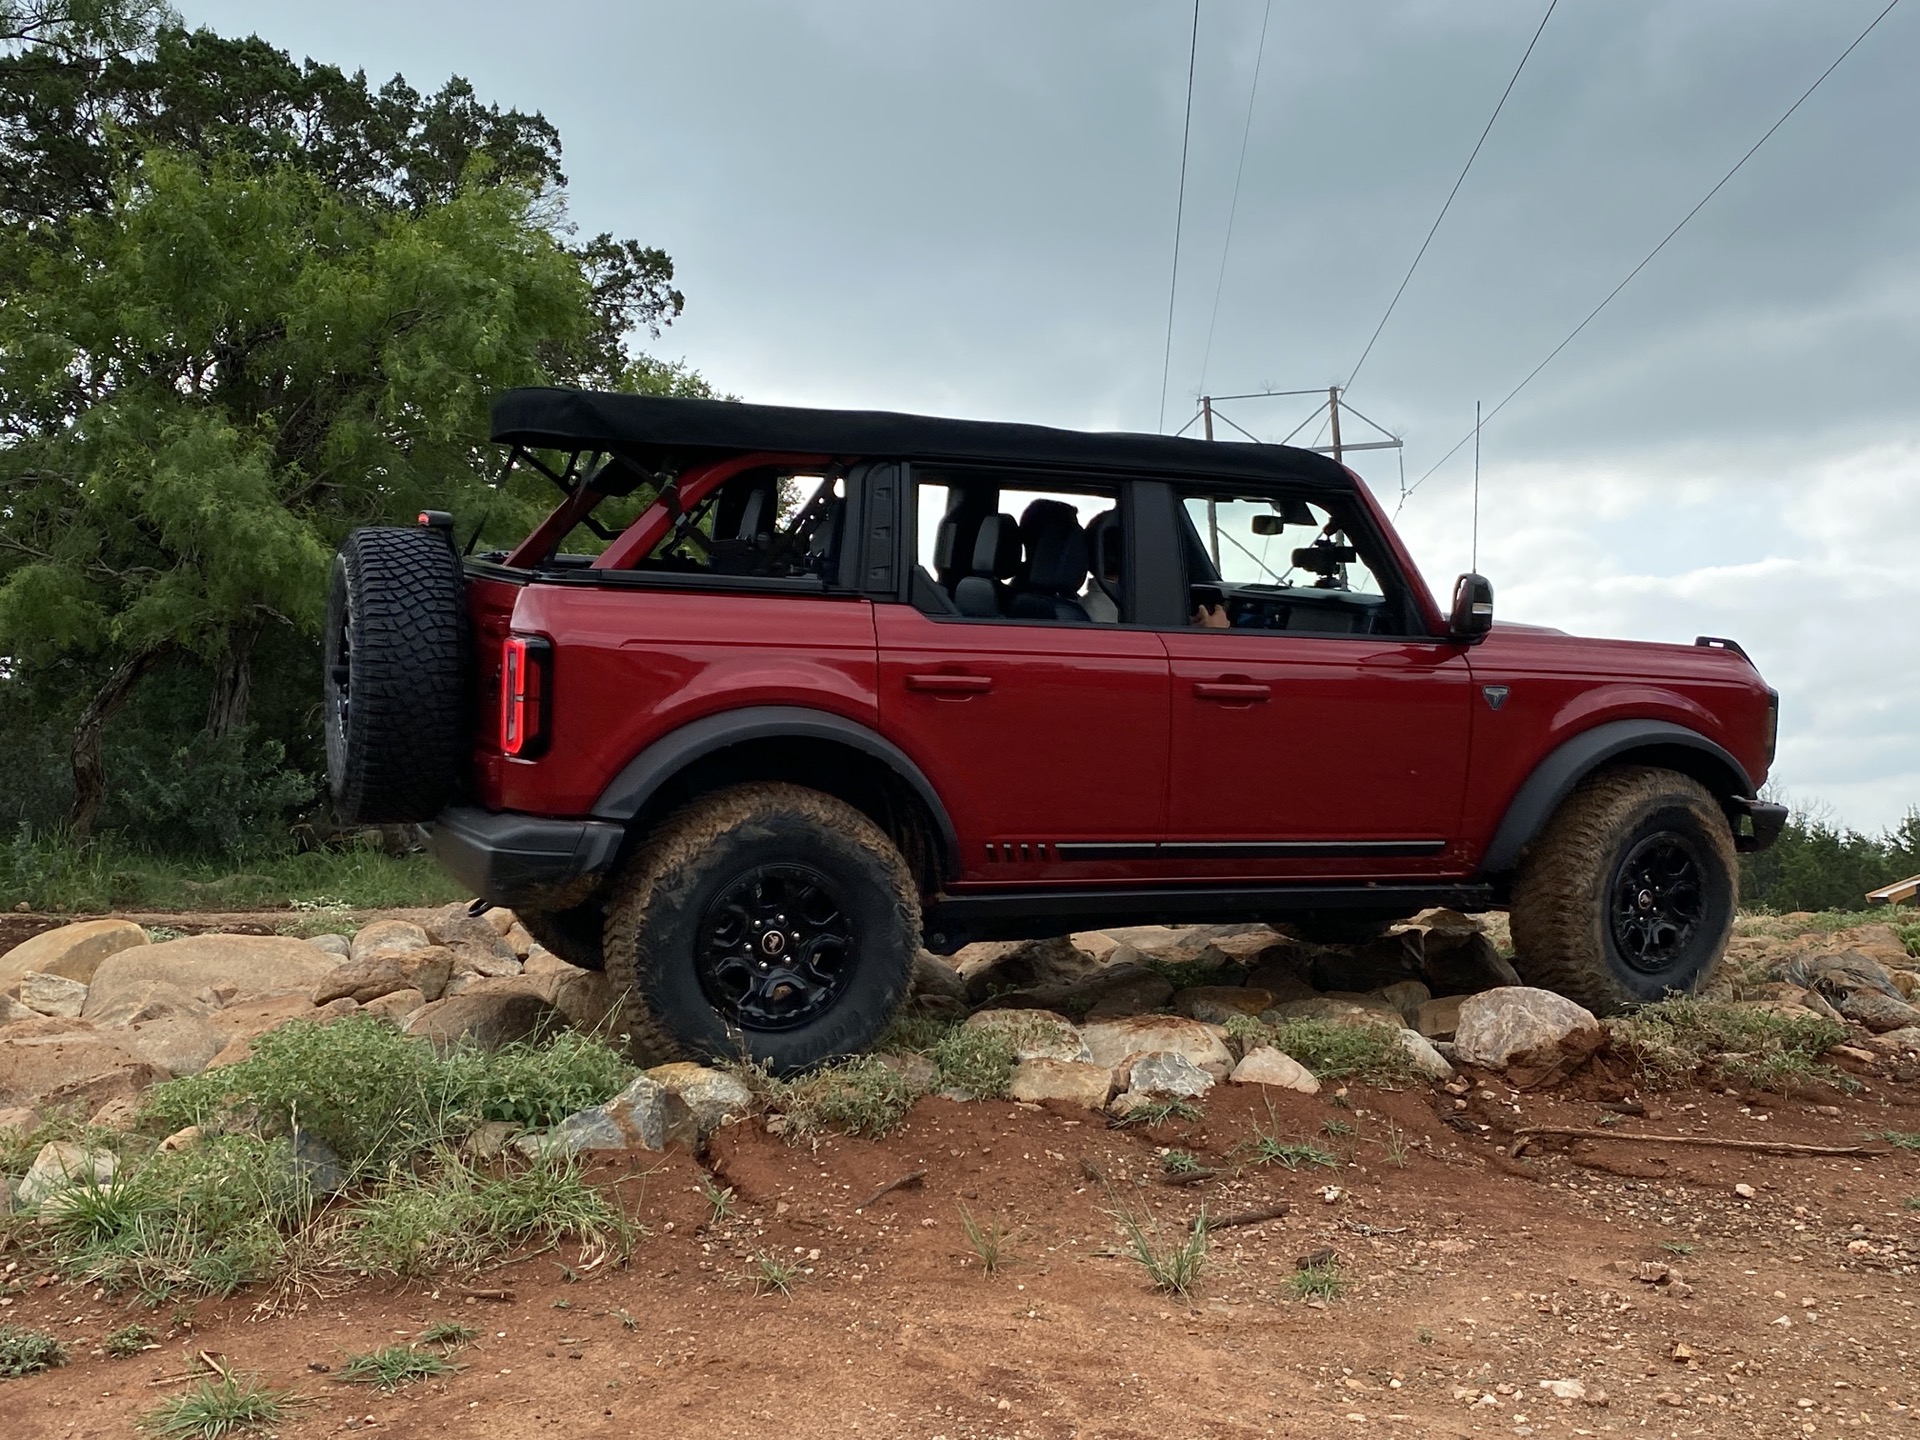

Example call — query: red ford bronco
[324,389,1786,1072]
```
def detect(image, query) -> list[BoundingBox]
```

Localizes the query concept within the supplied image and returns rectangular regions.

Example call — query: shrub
[137,1373,299,1437]
[767,1055,924,1139]
[929,1024,1015,1099]
[1608,999,1849,1092]
[0,1323,66,1377]
[1224,1014,1414,1084]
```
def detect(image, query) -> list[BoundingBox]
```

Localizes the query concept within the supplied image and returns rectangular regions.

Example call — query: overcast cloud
[183,0,1920,830]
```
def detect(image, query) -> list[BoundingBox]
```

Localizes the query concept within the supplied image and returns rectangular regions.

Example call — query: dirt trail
[6,1079,1919,1438]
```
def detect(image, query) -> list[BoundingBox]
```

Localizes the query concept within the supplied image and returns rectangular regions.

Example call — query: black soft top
[490,387,1355,490]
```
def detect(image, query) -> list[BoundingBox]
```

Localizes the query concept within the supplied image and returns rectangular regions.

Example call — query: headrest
[1085,508,1121,578]
[971,512,1021,579]
[932,513,964,572]
[1019,499,1088,594]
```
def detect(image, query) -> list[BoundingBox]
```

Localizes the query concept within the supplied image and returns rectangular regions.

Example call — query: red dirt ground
[6,1073,1920,1439]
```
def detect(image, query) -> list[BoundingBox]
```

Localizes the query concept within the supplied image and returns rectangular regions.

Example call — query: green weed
[137,1373,300,1437]
[699,1176,736,1225]
[766,1054,923,1140]
[1287,1257,1345,1301]
[1321,1118,1355,1139]
[1110,1098,1200,1128]
[105,1323,158,1358]
[1879,1132,1920,1151]
[957,1204,1013,1275]
[0,1323,66,1377]
[1378,1122,1410,1168]
[1111,1203,1207,1299]
[1608,999,1849,1092]
[751,1252,798,1297]
[1223,1014,1415,1084]
[416,1321,477,1348]
[339,1344,456,1390]
[929,1024,1016,1099]
[1161,1149,1204,1175]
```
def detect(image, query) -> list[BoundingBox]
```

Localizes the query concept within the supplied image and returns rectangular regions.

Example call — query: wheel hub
[1609,832,1705,975]
[696,864,853,1031]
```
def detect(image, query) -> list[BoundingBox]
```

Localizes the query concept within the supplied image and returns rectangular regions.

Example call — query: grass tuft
[929,1024,1016,1099]
[765,1054,924,1140]
[105,1323,159,1359]
[1111,1203,1207,1298]
[751,1251,798,1297]
[1287,1256,1345,1301]
[1879,1132,1920,1152]
[339,1344,457,1390]
[1223,1014,1414,1084]
[137,1373,300,1437]
[699,1176,736,1225]
[957,1204,1014,1274]
[0,1323,66,1377]
[1110,1098,1200,1129]
[1161,1149,1204,1175]
[416,1321,478,1348]
[1607,999,1849,1093]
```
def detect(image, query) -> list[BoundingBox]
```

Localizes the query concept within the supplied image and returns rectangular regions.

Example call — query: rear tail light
[500,634,552,758]
[1763,690,1779,768]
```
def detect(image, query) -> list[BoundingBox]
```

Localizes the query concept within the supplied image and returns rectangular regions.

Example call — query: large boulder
[1452,986,1602,1088]
[1120,1051,1215,1101]
[18,971,88,1018]
[1,994,39,1026]
[906,952,968,1016]
[523,1076,699,1156]
[83,978,216,1028]
[362,987,427,1021]
[403,987,563,1052]
[645,1062,755,1136]
[17,1140,117,1207]
[1008,1058,1114,1109]
[122,1015,223,1078]
[961,1008,1091,1063]
[1414,995,1467,1040]
[85,934,339,1021]
[1309,930,1425,992]
[1836,989,1920,1035]
[1229,1046,1320,1093]
[202,995,356,1068]
[0,918,147,987]
[1080,1015,1233,1074]
[1079,970,1178,1020]
[305,934,352,960]
[348,919,431,963]
[0,1017,167,1111]
[313,946,455,1005]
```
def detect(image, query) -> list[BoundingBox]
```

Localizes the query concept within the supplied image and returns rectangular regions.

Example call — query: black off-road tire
[324,527,468,825]
[603,783,920,1074]
[518,904,606,972]
[1509,765,1737,1014]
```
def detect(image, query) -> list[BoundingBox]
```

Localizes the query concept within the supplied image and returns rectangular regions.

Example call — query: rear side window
[910,472,1123,624]
[642,470,844,579]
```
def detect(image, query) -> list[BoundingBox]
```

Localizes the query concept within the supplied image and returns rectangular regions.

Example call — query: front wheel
[1509,764,1736,1013]
[603,783,920,1074]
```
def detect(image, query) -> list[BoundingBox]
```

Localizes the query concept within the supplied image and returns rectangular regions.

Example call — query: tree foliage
[1741,806,1920,913]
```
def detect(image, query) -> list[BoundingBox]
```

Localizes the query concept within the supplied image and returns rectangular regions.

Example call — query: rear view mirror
[1251,514,1283,536]
[1252,499,1316,534]
[1449,573,1494,643]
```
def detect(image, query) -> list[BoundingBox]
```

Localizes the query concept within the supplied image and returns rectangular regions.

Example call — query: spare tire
[324,526,468,824]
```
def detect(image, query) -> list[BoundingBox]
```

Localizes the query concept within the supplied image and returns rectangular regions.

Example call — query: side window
[1175,490,1408,636]
[639,469,844,579]
[909,472,1123,624]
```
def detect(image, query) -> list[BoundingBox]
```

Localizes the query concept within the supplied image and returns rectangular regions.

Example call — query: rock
[1238,966,1319,1004]
[305,934,352,959]
[1078,971,1177,1020]
[1262,995,1406,1030]
[1415,995,1466,1040]
[1069,931,1124,963]
[958,936,1105,1004]
[645,1062,755,1136]
[1,994,39,1025]
[18,1140,117,1206]
[18,971,88,1019]
[0,917,147,987]
[1541,1379,1587,1401]
[1890,970,1920,1002]
[313,945,455,1005]
[1779,949,1902,1001]
[1121,1051,1215,1100]
[504,922,537,960]
[0,1018,167,1111]
[87,1093,144,1131]
[349,919,432,963]
[1080,1015,1234,1074]
[482,907,518,936]
[1869,1026,1920,1054]
[1835,989,1920,1034]
[286,1131,348,1195]
[873,1051,940,1092]
[403,988,563,1052]
[449,946,524,981]
[1452,987,1602,1088]
[123,1015,222,1077]
[0,1104,38,1133]
[961,1008,1091,1064]
[1422,931,1522,995]
[1173,986,1275,1024]
[1733,1182,1756,1199]
[1375,978,1432,1026]
[1828,924,1918,971]
[426,904,521,971]
[1394,1028,1456,1081]
[464,1120,520,1160]
[1310,930,1424,992]
[1229,1046,1320,1093]
[909,951,967,1004]
[1007,1058,1114,1109]
[199,993,340,1067]
[523,947,574,977]
[85,934,338,1021]
[529,966,619,1035]
[158,1125,202,1153]
[361,987,427,1021]
[523,1076,699,1157]
[82,978,216,1028]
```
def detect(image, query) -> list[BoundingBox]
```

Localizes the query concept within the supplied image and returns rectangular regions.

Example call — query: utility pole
[1328,385,1343,464]
[1201,395,1215,441]
[1200,396,1219,569]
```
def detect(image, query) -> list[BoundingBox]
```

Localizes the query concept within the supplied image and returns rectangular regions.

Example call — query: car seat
[1010,500,1091,622]
[952,513,1020,618]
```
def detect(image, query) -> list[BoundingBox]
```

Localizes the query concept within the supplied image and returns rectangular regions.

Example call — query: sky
[182,0,1920,832]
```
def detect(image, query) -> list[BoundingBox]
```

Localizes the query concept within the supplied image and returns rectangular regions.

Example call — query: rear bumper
[428,805,625,909]
[1728,798,1789,854]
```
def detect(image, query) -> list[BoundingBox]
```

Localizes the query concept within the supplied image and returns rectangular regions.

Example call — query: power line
[1345,0,1559,396]
[1157,0,1202,434]
[1197,0,1273,397]
[1400,0,1904,507]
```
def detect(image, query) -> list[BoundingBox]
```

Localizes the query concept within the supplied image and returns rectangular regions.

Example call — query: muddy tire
[324,527,468,824]
[1509,765,1736,1014]
[603,783,920,1074]
[518,905,606,972]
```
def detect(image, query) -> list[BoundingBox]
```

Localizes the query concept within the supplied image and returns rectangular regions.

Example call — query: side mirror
[1449,573,1494,642]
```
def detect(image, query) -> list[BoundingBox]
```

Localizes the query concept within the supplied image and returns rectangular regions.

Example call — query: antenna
[1471,399,1482,573]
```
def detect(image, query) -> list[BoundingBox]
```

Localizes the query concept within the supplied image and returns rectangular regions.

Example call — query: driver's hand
[1191,604,1230,629]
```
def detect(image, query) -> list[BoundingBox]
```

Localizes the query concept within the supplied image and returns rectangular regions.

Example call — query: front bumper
[428,805,625,909]
[1727,798,1789,854]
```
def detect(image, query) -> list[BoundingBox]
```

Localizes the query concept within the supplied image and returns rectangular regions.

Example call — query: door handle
[1193,679,1270,702]
[906,673,993,696]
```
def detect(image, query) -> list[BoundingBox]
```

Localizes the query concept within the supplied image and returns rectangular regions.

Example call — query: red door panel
[1161,632,1475,879]
[875,607,1170,884]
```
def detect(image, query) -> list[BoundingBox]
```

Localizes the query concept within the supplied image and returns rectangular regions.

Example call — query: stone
[482,907,518,936]
[504,922,537,960]
[523,947,575,976]
[1828,924,1918,971]
[403,988,564,1052]
[87,1093,143,1131]
[1310,930,1425,992]
[529,966,619,1035]
[199,993,339,1067]
[1262,995,1406,1030]
[1173,986,1276,1024]
[1890,969,1920,1002]
[1238,965,1319,1004]
[0,1104,38,1133]
[1229,1046,1320,1093]
[83,978,216,1028]
[1079,971,1177,1020]
[449,946,524,981]
[645,1062,755,1136]
[1080,1014,1234,1076]
[158,1125,202,1154]
[312,945,455,1005]
[909,951,968,1006]
[1835,989,1920,1034]
[17,1140,117,1206]
[958,936,1104,1004]
[85,934,338,1021]
[0,1018,167,1111]
[874,1051,940,1092]
[288,1131,348,1195]
[1421,931,1522,995]
[1541,1379,1587,1401]
[305,934,352,959]
[465,1120,520,1160]
[1121,1051,1215,1100]
[18,971,88,1018]
[1415,995,1467,1039]
[0,917,147,987]
[1733,1182,1756,1199]
[1394,1028,1456,1081]
[426,904,521,970]
[1375,978,1433,1026]
[1069,931,1124,963]
[1869,1025,1920,1054]
[1452,987,1603,1088]
[362,987,427,1021]
[348,919,432,963]
[1,994,39,1025]
[523,1076,699,1156]
[1778,949,1902,1001]
[1007,1058,1114,1109]
[961,1008,1091,1064]
[123,1015,222,1077]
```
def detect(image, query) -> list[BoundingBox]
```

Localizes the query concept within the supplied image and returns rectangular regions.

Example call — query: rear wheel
[603,783,920,1073]
[1509,765,1736,1013]
[324,527,468,824]
[518,905,606,972]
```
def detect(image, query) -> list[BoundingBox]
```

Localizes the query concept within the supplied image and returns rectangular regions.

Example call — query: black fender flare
[589,704,961,880]
[1478,718,1755,876]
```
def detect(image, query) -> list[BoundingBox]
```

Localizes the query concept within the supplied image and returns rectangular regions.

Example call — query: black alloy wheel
[1608,832,1705,974]
[696,863,855,1031]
